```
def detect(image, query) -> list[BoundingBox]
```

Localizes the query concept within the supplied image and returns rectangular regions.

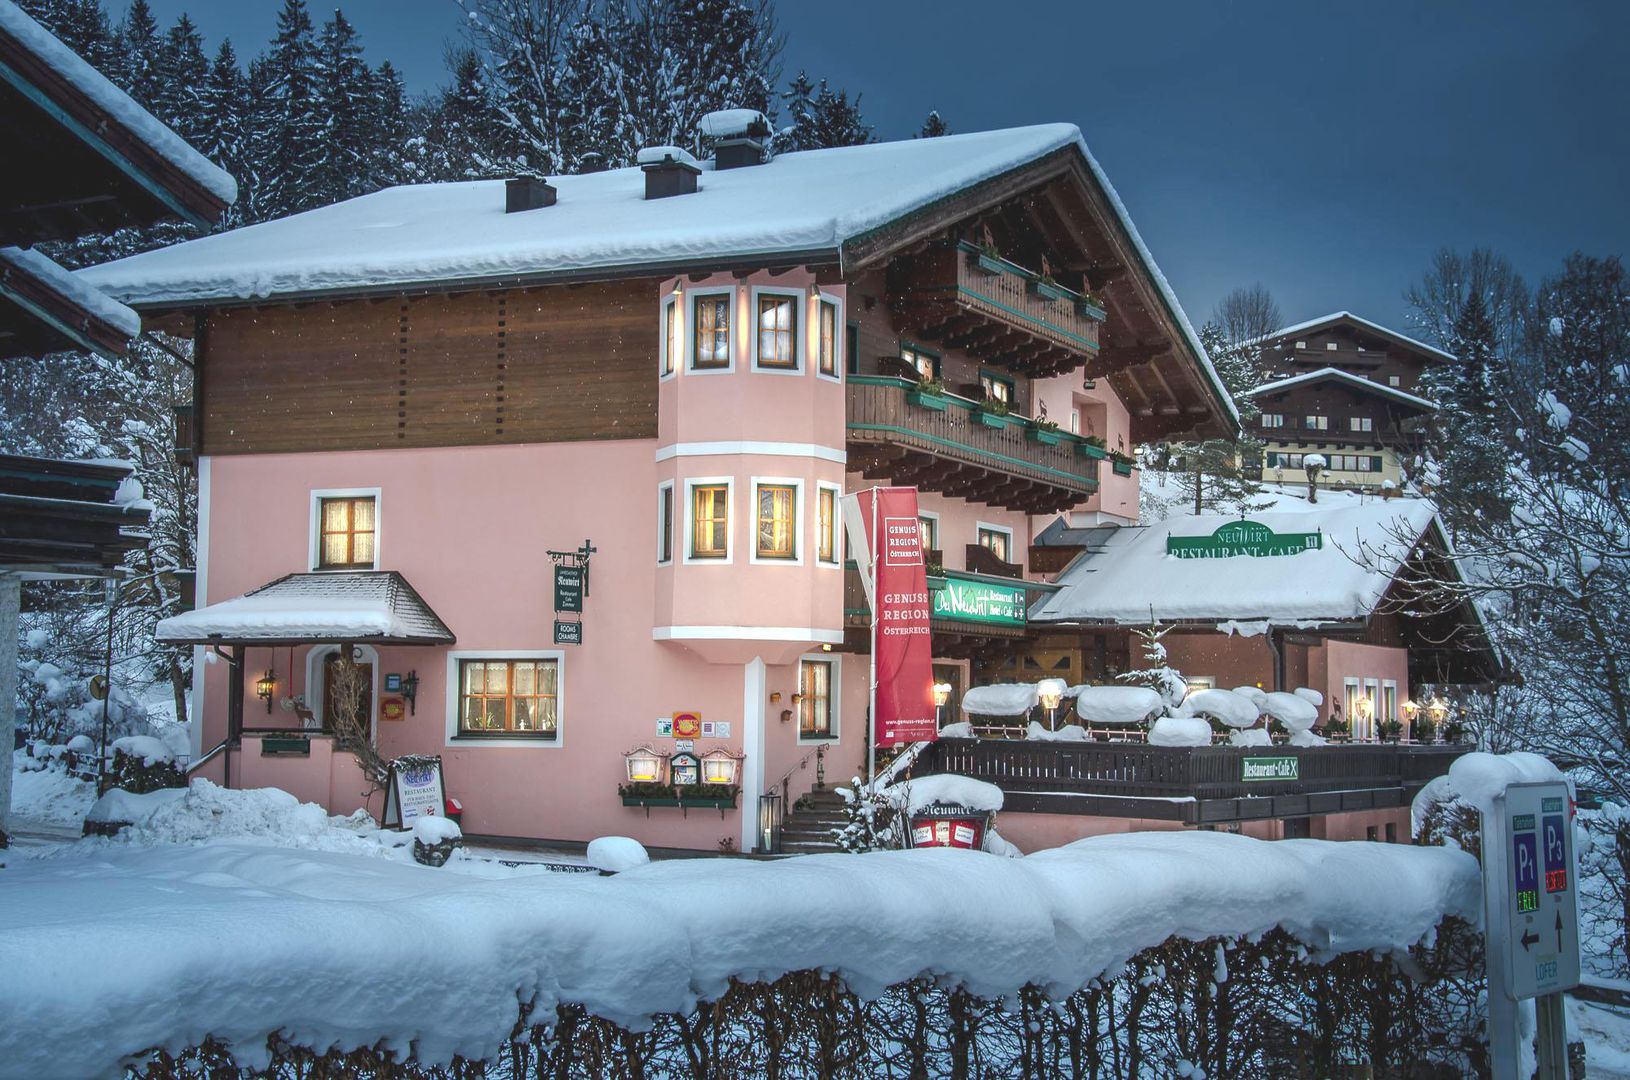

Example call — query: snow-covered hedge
[0,832,1484,1077]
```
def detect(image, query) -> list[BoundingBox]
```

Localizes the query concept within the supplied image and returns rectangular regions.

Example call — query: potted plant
[1321,714,1349,741]
[1076,292,1108,321]
[1377,718,1403,743]
[1412,716,1438,744]
[1441,718,1468,744]
[1077,434,1109,460]
[676,783,739,810]
[925,557,945,578]
[906,376,948,412]
[1026,417,1064,445]
[974,397,1012,428]
[1109,450,1136,476]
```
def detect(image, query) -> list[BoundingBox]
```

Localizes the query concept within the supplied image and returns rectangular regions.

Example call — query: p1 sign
[1500,783,1580,1000]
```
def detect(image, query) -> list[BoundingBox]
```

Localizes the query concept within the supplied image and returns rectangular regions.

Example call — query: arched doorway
[303,644,379,741]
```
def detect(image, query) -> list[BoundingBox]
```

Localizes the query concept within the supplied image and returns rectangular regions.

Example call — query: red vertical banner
[853,487,937,746]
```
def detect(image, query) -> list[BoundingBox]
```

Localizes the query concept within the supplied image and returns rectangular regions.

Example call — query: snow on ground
[0,830,1478,1076]
[1570,992,1630,1080]
[8,753,95,829]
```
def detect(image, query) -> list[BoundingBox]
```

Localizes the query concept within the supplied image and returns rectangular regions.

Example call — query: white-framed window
[816,295,842,381]
[1305,414,1329,431]
[976,522,1014,564]
[1389,375,1401,387]
[900,343,938,380]
[309,487,381,571]
[683,476,733,563]
[1381,679,1398,726]
[660,293,681,379]
[1260,413,1285,428]
[979,370,1015,403]
[445,649,565,748]
[1343,677,1365,740]
[1350,416,1373,433]
[797,653,840,742]
[815,482,841,566]
[751,476,803,564]
[1326,341,1338,351]
[751,286,804,374]
[917,511,940,555]
[656,480,675,565]
[686,286,735,373]
[1069,410,1080,434]
[1294,340,1306,350]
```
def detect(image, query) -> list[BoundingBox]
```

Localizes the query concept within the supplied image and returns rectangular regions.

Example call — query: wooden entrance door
[322,653,373,734]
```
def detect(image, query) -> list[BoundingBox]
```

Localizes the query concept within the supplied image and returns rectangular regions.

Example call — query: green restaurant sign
[932,575,1026,627]
[1242,756,1300,782]
[1167,520,1323,559]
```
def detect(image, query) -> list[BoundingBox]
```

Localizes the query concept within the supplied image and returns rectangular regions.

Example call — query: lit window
[318,496,376,569]
[1327,341,1338,351]
[901,345,937,379]
[977,525,1011,563]
[1294,340,1306,350]
[918,514,938,552]
[459,659,558,738]
[756,294,798,370]
[661,298,679,377]
[1350,416,1373,433]
[1389,375,1401,387]
[799,658,835,738]
[657,484,674,564]
[691,484,728,559]
[692,294,730,370]
[755,483,797,560]
[818,299,838,377]
[817,486,838,564]
[979,371,1013,403]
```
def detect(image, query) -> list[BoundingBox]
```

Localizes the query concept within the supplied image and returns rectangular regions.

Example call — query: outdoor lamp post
[933,682,952,730]
[255,670,277,713]
[1426,696,1450,726]
[1037,678,1067,732]
[1352,693,1374,740]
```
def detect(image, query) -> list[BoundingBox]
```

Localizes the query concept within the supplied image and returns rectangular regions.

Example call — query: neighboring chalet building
[1241,312,1450,491]
[82,119,1237,852]
[0,1,235,838]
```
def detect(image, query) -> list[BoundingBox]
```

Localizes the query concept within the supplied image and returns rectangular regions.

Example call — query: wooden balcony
[847,376,1102,514]
[915,738,1467,826]
[887,242,1102,378]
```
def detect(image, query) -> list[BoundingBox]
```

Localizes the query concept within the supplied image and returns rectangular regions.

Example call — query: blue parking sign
[1512,830,1539,913]
[1542,814,1568,892]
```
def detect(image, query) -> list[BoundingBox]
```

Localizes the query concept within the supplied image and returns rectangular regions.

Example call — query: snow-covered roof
[1242,366,1438,411]
[1259,311,1455,363]
[155,571,454,645]
[0,1,237,207]
[1031,500,1440,627]
[0,245,140,338]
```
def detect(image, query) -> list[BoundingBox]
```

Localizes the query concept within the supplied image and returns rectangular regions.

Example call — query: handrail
[770,743,827,804]
[869,739,930,792]
[185,737,229,775]
[848,374,1099,448]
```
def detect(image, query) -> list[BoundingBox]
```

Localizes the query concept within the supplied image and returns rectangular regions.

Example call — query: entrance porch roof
[155,570,455,647]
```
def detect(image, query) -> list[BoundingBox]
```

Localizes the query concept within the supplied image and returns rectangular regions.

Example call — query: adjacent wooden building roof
[1243,367,1439,414]
[0,453,151,577]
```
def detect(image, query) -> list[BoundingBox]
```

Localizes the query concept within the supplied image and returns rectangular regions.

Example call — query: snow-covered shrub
[105,737,186,794]
[1115,624,1188,714]
[831,776,899,853]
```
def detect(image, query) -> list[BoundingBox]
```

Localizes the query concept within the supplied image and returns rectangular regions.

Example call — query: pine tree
[255,0,327,217]
[424,49,506,180]
[117,0,162,107]
[916,110,950,138]
[241,55,280,223]
[557,14,632,172]
[152,14,209,145]
[198,40,249,199]
[1425,290,1509,531]
[650,0,778,147]
[367,61,411,189]
[314,9,373,203]
[1116,625,1187,714]
[776,71,872,152]
[1161,322,1270,516]
[46,0,120,77]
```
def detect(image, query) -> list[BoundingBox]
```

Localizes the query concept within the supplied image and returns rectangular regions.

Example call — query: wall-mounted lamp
[1352,694,1375,722]
[821,643,832,652]
[401,670,419,715]
[256,670,277,713]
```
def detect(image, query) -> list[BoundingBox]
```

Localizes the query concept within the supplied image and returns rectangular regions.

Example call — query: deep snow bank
[0,831,1479,1077]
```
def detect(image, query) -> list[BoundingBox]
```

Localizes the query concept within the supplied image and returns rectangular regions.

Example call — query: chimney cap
[698,109,771,140]
[636,145,701,170]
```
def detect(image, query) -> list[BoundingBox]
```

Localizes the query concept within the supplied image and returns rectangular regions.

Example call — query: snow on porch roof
[1029,499,1440,628]
[155,570,455,646]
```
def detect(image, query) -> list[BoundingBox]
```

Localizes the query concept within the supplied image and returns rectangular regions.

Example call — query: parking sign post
[1481,781,1579,1080]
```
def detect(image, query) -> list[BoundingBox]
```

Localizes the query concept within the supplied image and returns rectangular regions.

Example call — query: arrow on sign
[1556,912,1564,950]
[1521,929,1540,951]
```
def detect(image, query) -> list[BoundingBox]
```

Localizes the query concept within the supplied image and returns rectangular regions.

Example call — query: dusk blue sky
[140,0,1630,336]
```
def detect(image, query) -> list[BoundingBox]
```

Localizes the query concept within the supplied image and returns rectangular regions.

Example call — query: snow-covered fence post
[0,570,17,841]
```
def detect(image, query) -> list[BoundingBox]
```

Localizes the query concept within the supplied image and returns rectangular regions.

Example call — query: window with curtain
[977,525,1011,563]
[691,484,728,558]
[817,487,838,564]
[900,345,937,379]
[756,483,797,559]
[318,496,375,569]
[818,299,838,376]
[662,298,680,376]
[757,294,797,369]
[692,294,730,369]
[459,659,558,737]
[799,658,834,737]
[918,515,938,552]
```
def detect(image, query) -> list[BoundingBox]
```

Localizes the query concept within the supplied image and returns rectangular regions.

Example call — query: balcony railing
[847,375,1101,514]
[887,242,1101,378]
[914,738,1466,825]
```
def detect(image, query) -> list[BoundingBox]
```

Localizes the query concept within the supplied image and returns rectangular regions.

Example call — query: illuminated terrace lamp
[1037,678,1067,732]
[624,745,666,785]
[1401,699,1420,723]
[701,748,743,786]
[255,670,277,714]
[933,682,953,730]
[1426,697,1450,726]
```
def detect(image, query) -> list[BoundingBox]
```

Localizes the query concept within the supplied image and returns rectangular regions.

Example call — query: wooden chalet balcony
[847,375,1103,514]
[915,739,1467,826]
[887,242,1103,378]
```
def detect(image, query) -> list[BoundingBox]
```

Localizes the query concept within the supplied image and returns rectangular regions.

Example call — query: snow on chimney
[637,146,701,199]
[505,177,556,213]
[698,109,771,170]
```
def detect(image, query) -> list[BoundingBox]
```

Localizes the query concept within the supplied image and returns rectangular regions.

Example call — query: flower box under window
[1030,279,1069,302]
[974,408,1009,429]
[906,388,949,412]
[1076,300,1107,321]
[1112,459,1135,477]
[1026,425,1063,446]
[968,249,1005,276]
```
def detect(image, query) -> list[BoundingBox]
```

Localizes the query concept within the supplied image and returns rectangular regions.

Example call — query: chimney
[505,177,556,213]
[698,108,773,170]
[637,146,701,200]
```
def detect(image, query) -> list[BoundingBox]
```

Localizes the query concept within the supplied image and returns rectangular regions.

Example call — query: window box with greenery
[906,377,948,412]
[618,782,740,809]
[1076,293,1108,321]
[1077,435,1109,460]
[1029,275,1070,302]
[963,240,1005,277]
[1025,418,1063,446]
[1110,451,1136,476]
[974,398,1011,428]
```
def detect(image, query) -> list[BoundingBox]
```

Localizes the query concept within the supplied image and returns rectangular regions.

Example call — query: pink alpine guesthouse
[81,115,1243,853]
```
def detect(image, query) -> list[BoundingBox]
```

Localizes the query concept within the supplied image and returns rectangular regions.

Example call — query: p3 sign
[1500,782,1581,999]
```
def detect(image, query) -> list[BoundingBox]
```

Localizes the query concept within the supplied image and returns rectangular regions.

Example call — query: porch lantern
[933,682,953,708]
[255,669,277,713]
[1426,697,1450,725]
[700,748,743,786]
[1037,677,1067,731]
[1352,694,1375,722]
[1401,699,1420,722]
[624,745,666,784]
